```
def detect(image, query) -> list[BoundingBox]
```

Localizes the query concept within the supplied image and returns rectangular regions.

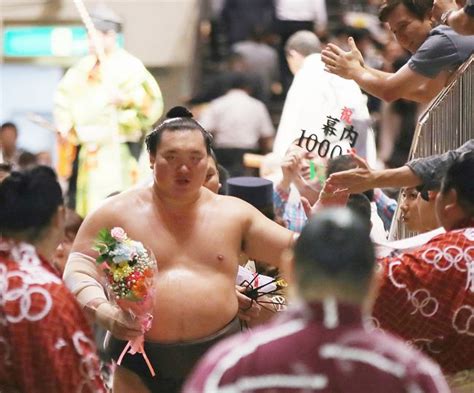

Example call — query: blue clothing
[408,26,474,78]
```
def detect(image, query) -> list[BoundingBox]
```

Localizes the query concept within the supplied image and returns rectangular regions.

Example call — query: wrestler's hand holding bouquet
[93,227,157,376]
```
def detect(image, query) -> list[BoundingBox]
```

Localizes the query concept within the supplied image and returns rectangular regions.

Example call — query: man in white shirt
[199,74,275,176]
[273,31,376,165]
[274,0,328,91]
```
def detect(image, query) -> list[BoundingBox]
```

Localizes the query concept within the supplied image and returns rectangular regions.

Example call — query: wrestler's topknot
[166,106,193,119]
[146,106,213,154]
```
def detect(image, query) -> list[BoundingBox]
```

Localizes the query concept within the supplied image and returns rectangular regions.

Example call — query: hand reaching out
[236,285,261,322]
[321,37,364,79]
[309,181,350,216]
[326,152,375,194]
[279,145,306,190]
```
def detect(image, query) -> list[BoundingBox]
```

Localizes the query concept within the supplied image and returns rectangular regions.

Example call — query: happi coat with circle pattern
[373,227,474,374]
[0,240,105,392]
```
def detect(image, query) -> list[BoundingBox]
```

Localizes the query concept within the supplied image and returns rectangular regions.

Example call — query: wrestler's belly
[145,267,238,342]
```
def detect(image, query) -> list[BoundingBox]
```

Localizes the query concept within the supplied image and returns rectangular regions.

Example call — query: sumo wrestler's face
[151,129,208,197]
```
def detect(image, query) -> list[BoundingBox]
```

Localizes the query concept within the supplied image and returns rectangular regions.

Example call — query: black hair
[441,151,474,216]
[347,193,372,229]
[294,208,374,295]
[209,149,229,195]
[1,122,18,134]
[0,166,63,241]
[0,163,12,172]
[18,151,38,170]
[379,0,433,22]
[228,73,252,91]
[145,106,213,155]
[326,155,374,201]
[217,164,230,195]
[326,155,358,177]
[64,208,84,239]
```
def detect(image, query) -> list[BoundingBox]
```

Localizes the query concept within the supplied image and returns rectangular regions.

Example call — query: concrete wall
[1,0,200,67]
[0,1,201,156]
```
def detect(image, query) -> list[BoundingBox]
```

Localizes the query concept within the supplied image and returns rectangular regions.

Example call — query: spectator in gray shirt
[321,0,474,104]
[326,139,474,194]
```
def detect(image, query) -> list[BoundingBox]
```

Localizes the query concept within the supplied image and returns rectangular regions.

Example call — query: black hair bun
[0,166,63,234]
[166,106,193,119]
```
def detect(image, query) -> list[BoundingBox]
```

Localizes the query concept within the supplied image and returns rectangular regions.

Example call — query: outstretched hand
[326,152,374,194]
[236,285,261,322]
[321,37,364,79]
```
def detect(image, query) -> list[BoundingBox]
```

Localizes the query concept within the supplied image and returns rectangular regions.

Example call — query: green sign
[3,25,124,57]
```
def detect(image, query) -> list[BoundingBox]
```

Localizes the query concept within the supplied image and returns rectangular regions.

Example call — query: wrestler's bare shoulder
[204,191,257,219]
[92,186,152,215]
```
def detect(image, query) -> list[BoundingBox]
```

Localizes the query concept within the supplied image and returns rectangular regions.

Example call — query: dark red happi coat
[374,227,474,374]
[0,240,105,393]
[184,301,450,392]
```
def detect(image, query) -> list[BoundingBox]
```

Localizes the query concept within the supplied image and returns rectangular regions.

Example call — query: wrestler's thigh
[113,365,151,393]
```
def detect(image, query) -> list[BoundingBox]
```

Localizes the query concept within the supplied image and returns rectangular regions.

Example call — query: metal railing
[389,54,474,240]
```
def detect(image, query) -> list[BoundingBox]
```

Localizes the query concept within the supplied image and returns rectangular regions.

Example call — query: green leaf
[93,227,118,265]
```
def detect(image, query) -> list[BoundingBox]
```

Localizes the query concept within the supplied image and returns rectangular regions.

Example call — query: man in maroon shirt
[184,208,450,393]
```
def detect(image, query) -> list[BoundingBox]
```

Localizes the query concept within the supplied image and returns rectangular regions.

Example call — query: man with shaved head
[185,208,450,393]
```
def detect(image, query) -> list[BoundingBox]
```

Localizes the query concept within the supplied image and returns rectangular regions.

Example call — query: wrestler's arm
[64,205,142,340]
[241,201,295,268]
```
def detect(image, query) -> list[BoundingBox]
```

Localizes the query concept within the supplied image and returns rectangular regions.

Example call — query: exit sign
[3,25,124,57]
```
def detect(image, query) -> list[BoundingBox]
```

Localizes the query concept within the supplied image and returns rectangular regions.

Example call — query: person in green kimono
[54,4,163,217]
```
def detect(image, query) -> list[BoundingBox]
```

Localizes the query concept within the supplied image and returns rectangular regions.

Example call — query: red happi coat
[184,301,450,392]
[373,227,474,373]
[0,240,105,393]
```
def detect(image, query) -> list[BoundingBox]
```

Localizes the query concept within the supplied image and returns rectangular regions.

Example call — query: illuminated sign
[3,26,124,57]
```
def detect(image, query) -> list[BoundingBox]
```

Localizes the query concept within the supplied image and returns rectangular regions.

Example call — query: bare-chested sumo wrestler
[63,107,295,393]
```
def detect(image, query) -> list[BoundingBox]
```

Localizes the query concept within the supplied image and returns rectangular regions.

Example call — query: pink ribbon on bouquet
[117,313,156,377]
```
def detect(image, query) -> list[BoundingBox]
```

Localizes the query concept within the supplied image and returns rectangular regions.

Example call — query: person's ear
[443,189,459,215]
[428,190,438,202]
[52,205,66,235]
[149,152,156,169]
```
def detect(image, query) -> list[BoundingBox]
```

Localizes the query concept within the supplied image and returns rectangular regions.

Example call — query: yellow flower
[113,263,133,281]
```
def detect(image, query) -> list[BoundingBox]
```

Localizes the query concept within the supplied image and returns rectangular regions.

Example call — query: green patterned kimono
[54,48,163,217]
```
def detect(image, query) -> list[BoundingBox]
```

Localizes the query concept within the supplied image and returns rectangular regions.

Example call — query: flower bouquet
[93,227,157,376]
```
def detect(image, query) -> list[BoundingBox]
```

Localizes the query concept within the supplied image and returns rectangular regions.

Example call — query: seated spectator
[184,208,450,392]
[373,152,474,392]
[327,139,474,193]
[272,142,325,232]
[0,166,104,392]
[0,122,30,170]
[322,0,474,103]
[204,149,229,195]
[17,151,39,170]
[52,208,84,273]
[400,187,424,232]
[273,145,388,240]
